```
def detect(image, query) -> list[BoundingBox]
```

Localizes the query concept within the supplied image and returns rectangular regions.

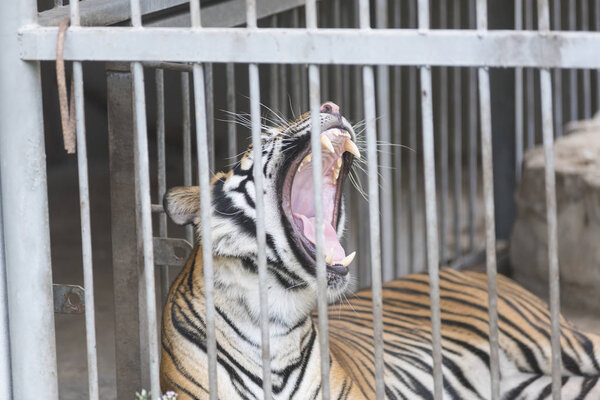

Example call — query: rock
[510,117,600,310]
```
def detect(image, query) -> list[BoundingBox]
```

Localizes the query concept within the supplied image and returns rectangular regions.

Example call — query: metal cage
[1,0,599,399]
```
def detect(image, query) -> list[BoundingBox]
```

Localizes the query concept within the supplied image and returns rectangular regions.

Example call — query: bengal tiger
[160,102,600,399]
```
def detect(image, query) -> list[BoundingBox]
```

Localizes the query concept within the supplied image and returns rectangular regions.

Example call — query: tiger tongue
[294,214,346,263]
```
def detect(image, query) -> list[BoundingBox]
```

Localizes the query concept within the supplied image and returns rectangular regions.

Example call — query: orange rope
[56,17,76,154]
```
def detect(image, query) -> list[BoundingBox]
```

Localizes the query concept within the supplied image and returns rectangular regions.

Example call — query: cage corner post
[0,1,58,399]
[106,62,146,397]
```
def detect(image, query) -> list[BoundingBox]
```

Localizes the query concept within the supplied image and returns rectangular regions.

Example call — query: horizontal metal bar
[151,204,165,213]
[38,0,309,27]
[19,27,600,68]
[38,0,185,27]
[144,61,192,71]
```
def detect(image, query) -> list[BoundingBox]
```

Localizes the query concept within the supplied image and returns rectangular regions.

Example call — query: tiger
[160,101,600,399]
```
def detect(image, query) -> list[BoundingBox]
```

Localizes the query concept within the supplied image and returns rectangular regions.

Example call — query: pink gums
[290,130,346,263]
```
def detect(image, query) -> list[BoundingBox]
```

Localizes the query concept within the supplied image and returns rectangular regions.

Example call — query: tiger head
[164,102,359,309]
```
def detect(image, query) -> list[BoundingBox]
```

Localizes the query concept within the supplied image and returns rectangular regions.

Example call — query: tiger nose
[320,102,340,115]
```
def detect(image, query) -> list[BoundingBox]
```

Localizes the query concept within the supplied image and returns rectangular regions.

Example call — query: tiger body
[160,103,600,399]
[161,247,600,399]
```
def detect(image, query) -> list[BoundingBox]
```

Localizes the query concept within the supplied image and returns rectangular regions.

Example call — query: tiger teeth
[325,248,334,265]
[297,153,313,172]
[340,251,356,268]
[344,140,361,159]
[321,134,335,154]
[331,129,351,138]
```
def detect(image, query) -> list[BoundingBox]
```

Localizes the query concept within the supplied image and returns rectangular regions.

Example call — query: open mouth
[281,127,360,277]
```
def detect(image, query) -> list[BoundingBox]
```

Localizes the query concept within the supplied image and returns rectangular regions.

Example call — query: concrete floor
[48,157,600,399]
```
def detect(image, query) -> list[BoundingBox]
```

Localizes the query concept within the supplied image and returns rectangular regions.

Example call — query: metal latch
[53,284,85,314]
[153,237,193,267]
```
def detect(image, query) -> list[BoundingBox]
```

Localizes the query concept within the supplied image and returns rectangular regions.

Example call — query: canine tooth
[321,134,335,154]
[344,140,361,159]
[337,158,343,167]
[325,248,334,264]
[340,251,356,267]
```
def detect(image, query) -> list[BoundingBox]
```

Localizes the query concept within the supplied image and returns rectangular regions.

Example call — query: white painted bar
[551,0,562,138]
[226,64,237,161]
[181,72,194,244]
[306,1,331,399]
[129,0,162,396]
[131,60,161,400]
[70,0,100,398]
[452,0,462,260]
[468,0,478,251]
[246,2,273,399]
[417,0,443,397]
[375,0,394,283]
[439,0,449,264]
[0,4,58,397]
[0,182,10,400]
[475,2,500,399]
[537,2,562,398]
[515,0,524,180]
[19,27,600,68]
[568,0,578,122]
[358,0,385,397]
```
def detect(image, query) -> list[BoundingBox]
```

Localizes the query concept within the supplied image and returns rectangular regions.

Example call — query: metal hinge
[53,284,85,314]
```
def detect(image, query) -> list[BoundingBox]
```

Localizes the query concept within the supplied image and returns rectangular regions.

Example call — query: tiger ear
[163,186,200,226]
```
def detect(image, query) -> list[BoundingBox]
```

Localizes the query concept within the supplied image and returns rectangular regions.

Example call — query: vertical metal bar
[581,1,592,119]
[70,1,100,398]
[408,0,418,272]
[107,63,143,399]
[568,0,578,122]
[133,61,162,400]
[309,64,332,400]
[332,0,343,108]
[270,16,280,115]
[552,0,563,138]
[129,1,160,396]
[270,62,279,116]
[291,8,302,117]
[525,0,535,148]
[205,63,215,170]
[393,0,404,276]
[476,2,500,398]
[468,0,478,251]
[375,0,394,283]
[279,64,289,120]
[194,63,220,399]
[246,2,273,399]
[452,0,462,259]
[515,0,524,180]
[358,1,385,398]
[0,1,58,399]
[417,0,443,397]
[0,178,12,400]
[156,69,170,304]
[181,72,194,244]
[306,1,331,398]
[226,64,238,161]
[439,0,449,264]
[352,0,369,286]
[537,4,562,399]
[190,1,218,398]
